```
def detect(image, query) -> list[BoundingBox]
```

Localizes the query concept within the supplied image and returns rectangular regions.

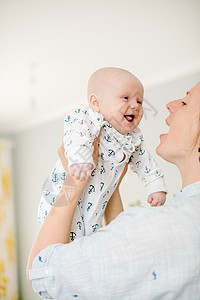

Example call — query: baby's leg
[38,160,85,241]
[38,194,85,241]
[69,203,85,241]
[38,194,52,225]
[38,160,66,224]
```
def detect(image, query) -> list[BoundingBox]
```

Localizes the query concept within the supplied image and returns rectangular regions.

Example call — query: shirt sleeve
[63,107,104,168]
[129,137,167,195]
[29,244,63,299]
[29,240,98,298]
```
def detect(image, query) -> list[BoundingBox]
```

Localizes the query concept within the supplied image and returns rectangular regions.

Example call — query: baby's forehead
[98,68,136,81]
[90,68,137,82]
[88,67,143,96]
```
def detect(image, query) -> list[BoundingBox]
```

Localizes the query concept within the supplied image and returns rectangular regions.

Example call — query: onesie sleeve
[129,136,167,195]
[63,107,104,168]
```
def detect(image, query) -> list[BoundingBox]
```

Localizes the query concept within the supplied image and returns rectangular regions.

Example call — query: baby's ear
[89,94,100,112]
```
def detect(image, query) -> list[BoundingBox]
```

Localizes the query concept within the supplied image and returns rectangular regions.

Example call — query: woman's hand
[92,129,101,165]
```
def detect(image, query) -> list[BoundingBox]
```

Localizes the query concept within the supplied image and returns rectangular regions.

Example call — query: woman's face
[156,82,200,164]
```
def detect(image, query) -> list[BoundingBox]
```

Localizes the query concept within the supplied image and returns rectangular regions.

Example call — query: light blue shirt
[29,181,200,299]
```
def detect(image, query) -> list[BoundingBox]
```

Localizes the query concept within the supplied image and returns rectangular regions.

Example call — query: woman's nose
[166,101,173,112]
[166,100,179,112]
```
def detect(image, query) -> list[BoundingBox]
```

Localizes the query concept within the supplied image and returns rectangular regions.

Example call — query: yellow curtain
[0,140,18,300]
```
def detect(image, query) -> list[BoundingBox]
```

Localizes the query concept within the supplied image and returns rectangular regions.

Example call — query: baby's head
[88,67,144,134]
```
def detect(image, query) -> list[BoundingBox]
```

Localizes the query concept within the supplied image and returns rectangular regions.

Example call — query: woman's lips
[165,118,170,126]
[160,133,168,139]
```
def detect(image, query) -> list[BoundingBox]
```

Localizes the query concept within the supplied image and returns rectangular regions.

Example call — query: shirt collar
[172,180,200,203]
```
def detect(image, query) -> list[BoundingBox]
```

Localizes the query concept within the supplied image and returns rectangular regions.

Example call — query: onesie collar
[102,122,143,155]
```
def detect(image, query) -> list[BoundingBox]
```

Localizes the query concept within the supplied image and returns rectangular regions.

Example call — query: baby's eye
[137,99,143,105]
[181,101,187,106]
[123,96,128,100]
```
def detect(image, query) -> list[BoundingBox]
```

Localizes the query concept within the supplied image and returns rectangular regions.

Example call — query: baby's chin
[101,115,137,134]
[112,124,135,135]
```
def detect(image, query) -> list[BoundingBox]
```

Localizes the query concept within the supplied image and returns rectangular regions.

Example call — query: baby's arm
[64,108,104,180]
[129,135,167,206]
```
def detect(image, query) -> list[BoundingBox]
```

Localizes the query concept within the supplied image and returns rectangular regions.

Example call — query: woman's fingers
[93,127,102,165]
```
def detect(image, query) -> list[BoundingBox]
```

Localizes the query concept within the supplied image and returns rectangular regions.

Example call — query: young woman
[27,82,200,300]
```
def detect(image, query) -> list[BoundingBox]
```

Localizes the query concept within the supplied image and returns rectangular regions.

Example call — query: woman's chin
[156,139,166,157]
[156,134,168,154]
[156,144,161,156]
[156,142,172,163]
[156,145,167,162]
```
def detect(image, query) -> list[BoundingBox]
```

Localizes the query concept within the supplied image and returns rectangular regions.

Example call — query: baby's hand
[147,192,166,207]
[69,163,93,181]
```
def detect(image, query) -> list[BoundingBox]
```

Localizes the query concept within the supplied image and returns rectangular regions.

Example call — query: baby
[38,67,167,241]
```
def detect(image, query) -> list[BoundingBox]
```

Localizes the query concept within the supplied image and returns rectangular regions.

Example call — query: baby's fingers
[151,199,164,207]
[86,169,92,179]
[147,196,153,204]
[150,199,160,207]
[79,171,87,181]
[69,167,75,177]
[74,168,81,180]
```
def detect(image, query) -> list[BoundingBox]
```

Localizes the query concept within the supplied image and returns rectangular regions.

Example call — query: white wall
[1,0,200,132]
[13,119,63,299]
[13,72,200,299]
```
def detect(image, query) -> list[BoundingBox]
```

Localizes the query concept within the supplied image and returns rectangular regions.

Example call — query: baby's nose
[130,100,139,109]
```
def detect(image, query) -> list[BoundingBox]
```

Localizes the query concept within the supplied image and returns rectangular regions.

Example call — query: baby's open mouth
[124,115,135,122]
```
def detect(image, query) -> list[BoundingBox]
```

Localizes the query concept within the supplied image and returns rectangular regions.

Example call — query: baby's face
[97,75,144,134]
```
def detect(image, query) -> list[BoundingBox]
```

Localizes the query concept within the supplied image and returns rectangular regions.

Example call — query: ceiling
[0,0,200,133]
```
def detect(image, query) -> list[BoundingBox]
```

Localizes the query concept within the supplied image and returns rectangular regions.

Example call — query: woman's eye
[137,100,143,105]
[123,96,128,100]
[182,101,187,106]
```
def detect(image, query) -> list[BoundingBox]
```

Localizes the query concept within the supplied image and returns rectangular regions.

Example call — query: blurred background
[0,0,199,299]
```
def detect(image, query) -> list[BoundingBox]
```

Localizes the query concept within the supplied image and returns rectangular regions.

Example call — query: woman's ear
[89,94,100,113]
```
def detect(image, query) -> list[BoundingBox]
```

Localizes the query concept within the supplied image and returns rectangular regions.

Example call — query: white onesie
[38,106,167,241]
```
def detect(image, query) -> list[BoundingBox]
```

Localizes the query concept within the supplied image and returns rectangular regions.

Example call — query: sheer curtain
[0,140,18,299]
